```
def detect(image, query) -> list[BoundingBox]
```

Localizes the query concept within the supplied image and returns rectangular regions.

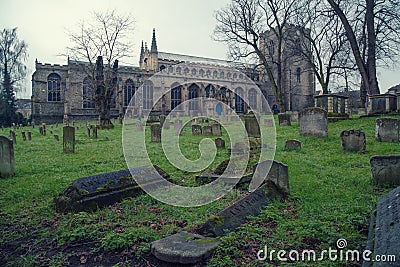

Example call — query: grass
[0,115,399,266]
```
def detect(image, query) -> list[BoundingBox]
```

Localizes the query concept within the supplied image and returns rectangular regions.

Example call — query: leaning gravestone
[163,118,170,130]
[92,125,98,139]
[21,131,26,141]
[86,125,91,137]
[215,137,225,149]
[211,123,222,136]
[27,131,31,141]
[364,186,400,267]
[63,126,75,153]
[340,129,366,152]
[375,118,399,142]
[192,124,202,135]
[0,136,15,177]
[278,113,291,126]
[202,125,213,136]
[370,155,400,185]
[54,165,171,212]
[285,139,301,150]
[151,124,162,142]
[299,107,328,137]
[253,160,289,195]
[244,112,261,137]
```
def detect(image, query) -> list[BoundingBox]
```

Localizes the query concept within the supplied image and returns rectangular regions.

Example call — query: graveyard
[0,114,399,266]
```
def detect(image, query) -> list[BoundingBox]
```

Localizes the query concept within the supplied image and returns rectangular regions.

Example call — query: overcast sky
[0,0,399,98]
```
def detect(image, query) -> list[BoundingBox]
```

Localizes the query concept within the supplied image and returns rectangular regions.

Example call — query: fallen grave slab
[370,155,400,185]
[54,165,171,212]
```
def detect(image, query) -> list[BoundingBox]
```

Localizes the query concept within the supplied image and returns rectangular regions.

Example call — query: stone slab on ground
[363,186,400,267]
[150,231,220,264]
[54,165,170,212]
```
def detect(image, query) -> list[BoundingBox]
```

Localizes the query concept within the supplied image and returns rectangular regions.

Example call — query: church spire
[151,28,158,53]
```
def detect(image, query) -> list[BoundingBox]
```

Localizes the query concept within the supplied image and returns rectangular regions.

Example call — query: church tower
[139,28,159,71]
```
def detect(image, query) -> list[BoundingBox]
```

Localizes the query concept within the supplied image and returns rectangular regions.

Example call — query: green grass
[0,115,399,266]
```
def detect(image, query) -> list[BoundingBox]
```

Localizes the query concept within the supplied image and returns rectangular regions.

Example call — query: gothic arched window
[123,79,135,107]
[170,83,182,110]
[188,83,199,110]
[47,73,61,102]
[296,68,301,83]
[248,88,257,109]
[143,80,154,109]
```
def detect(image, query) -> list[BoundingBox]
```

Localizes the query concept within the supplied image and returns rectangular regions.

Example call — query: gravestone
[253,160,289,195]
[278,113,291,126]
[211,123,222,136]
[151,232,219,264]
[42,123,46,136]
[10,130,16,144]
[202,125,213,136]
[50,130,53,135]
[299,107,328,137]
[136,120,143,131]
[197,182,283,237]
[340,129,366,152]
[54,165,171,212]
[21,131,26,141]
[86,125,91,137]
[285,139,301,150]
[192,124,202,135]
[92,125,98,139]
[63,126,75,153]
[39,126,43,135]
[364,186,400,267]
[54,135,59,141]
[159,115,166,126]
[245,112,261,137]
[164,118,170,130]
[27,131,31,141]
[0,136,15,177]
[215,137,225,149]
[370,155,400,185]
[151,124,162,142]
[228,141,249,154]
[264,118,274,127]
[375,118,399,142]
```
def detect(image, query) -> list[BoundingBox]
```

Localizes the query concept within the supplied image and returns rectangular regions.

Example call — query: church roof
[158,51,233,66]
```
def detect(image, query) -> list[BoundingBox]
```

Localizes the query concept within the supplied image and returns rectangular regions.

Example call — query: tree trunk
[366,0,380,95]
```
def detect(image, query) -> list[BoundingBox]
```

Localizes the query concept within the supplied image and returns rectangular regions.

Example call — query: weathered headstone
[252,160,289,195]
[228,141,249,154]
[211,123,222,136]
[370,155,400,185]
[299,107,328,137]
[86,125,91,137]
[136,120,143,131]
[364,186,400,267]
[151,232,219,265]
[164,118,170,130]
[27,131,31,141]
[202,125,213,136]
[375,118,399,142]
[340,129,366,152]
[42,123,46,136]
[278,113,291,126]
[151,124,162,142]
[63,126,75,153]
[54,134,59,141]
[39,126,44,135]
[285,139,301,150]
[0,136,15,177]
[159,115,166,127]
[9,130,16,144]
[54,165,171,212]
[92,125,98,139]
[264,118,274,127]
[21,131,27,141]
[245,112,261,137]
[192,124,202,135]
[215,137,225,149]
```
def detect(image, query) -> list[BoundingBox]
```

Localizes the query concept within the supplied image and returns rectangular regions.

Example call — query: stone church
[31,28,314,124]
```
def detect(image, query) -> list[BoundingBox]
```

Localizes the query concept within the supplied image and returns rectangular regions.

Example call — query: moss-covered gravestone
[0,136,15,177]
[63,126,75,153]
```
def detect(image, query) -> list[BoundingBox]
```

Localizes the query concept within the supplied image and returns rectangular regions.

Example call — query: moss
[209,215,225,227]
[95,179,115,192]
[193,237,220,244]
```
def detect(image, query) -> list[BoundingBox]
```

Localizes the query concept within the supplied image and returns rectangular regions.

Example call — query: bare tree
[66,10,134,125]
[290,0,357,94]
[0,28,28,126]
[213,0,299,112]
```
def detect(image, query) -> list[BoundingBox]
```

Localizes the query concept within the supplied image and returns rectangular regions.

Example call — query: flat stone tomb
[0,136,15,177]
[375,118,399,142]
[54,165,171,212]
[370,154,400,185]
[365,186,400,267]
[340,129,366,152]
[299,107,328,137]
